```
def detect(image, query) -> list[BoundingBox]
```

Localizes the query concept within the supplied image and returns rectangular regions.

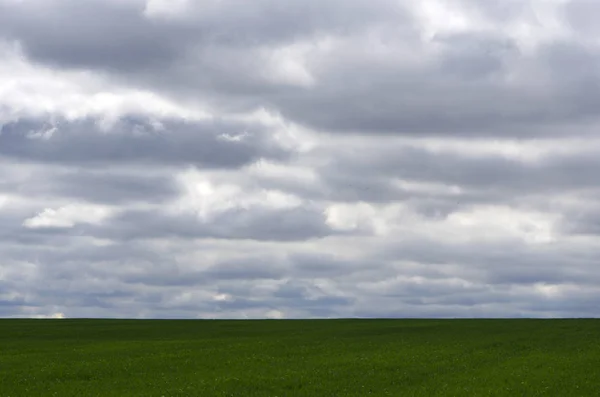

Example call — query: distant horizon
[3,316,598,321]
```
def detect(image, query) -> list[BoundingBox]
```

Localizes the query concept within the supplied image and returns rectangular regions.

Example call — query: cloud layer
[1,0,600,318]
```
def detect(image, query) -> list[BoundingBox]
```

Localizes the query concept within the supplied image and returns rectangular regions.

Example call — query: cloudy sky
[2,0,600,319]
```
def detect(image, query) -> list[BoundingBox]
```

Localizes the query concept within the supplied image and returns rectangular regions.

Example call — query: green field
[1,319,599,396]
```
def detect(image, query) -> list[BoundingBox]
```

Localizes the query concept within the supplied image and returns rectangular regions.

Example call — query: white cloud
[445,206,559,244]
[22,204,112,229]
[213,293,232,302]
[325,202,380,233]
[265,43,316,87]
[143,0,190,19]
[172,168,306,220]
[31,312,65,319]
[265,309,285,319]
[0,42,211,124]
[0,194,10,209]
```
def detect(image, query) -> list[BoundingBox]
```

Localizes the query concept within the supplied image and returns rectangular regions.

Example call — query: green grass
[1,319,599,396]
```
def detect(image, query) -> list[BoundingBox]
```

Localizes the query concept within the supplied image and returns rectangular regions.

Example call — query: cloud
[4,0,598,135]
[44,171,181,205]
[2,0,600,319]
[0,116,288,167]
[22,203,112,229]
[92,205,336,242]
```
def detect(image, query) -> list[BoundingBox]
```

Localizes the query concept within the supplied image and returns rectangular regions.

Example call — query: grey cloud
[2,169,181,205]
[91,205,336,242]
[5,242,162,273]
[270,14,600,136]
[289,252,386,278]
[348,279,600,318]
[121,271,207,288]
[0,116,288,167]
[456,0,529,23]
[117,251,387,291]
[3,219,600,318]
[557,199,600,236]
[275,46,600,136]
[0,298,28,309]
[122,256,287,287]
[433,32,518,79]
[203,258,285,281]
[0,212,80,247]
[377,237,600,287]
[0,0,185,72]
[241,138,600,227]
[8,0,595,135]
[0,0,407,72]
[100,250,389,290]
[320,144,600,202]
[3,0,600,319]
[274,281,353,307]
[563,0,600,35]
[373,279,508,307]
[214,280,353,315]
[34,288,135,310]
[50,171,180,204]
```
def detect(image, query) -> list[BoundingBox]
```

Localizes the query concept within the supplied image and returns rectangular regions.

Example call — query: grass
[1,319,599,396]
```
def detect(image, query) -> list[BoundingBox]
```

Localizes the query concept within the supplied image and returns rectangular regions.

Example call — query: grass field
[1,319,599,396]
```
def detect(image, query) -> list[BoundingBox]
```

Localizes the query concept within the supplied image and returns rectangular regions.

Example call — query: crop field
[1,319,599,396]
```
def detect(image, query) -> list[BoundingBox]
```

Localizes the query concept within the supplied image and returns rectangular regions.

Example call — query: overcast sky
[2,0,600,319]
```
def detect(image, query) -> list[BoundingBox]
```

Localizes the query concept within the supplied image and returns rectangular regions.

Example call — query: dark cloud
[557,198,600,236]
[0,211,78,246]
[0,0,409,103]
[316,144,600,205]
[211,280,353,316]
[0,0,185,72]
[50,171,180,204]
[203,258,285,281]
[0,116,288,167]
[377,237,600,287]
[0,169,181,205]
[288,252,385,278]
[121,255,287,287]
[433,31,518,79]
[90,205,336,242]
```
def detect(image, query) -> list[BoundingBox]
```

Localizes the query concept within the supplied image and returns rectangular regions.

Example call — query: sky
[1,0,600,319]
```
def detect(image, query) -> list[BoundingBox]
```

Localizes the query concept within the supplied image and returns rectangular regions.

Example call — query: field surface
[1,319,599,396]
